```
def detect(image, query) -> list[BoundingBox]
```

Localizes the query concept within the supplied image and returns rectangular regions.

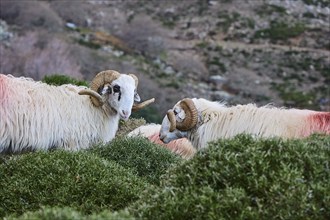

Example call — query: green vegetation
[255,4,287,16]
[302,0,330,7]
[254,21,306,42]
[42,74,88,86]
[271,81,318,109]
[1,134,329,219]
[273,54,329,110]
[217,11,240,32]
[89,137,181,185]
[155,12,179,29]
[0,150,149,218]
[5,207,134,220]
[76,39,101,49]
[196,41,209,49]
[242,17,255,29]
[207,57,227,73]
[130,134,330,220]
[164,78,181,89]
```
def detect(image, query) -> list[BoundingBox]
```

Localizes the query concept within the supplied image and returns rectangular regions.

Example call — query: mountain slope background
[0,0,329,121]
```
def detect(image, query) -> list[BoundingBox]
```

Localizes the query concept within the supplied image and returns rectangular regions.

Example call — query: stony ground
[0,0,329,120]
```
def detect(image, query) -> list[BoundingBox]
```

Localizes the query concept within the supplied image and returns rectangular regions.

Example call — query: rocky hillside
[1,0,329,121]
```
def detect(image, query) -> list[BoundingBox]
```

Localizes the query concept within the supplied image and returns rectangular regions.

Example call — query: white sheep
[128,124,196,159]
[0,70,154,153]
[159,98,330,150]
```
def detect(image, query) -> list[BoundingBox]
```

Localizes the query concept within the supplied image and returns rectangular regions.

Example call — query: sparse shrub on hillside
[76,38,102,50]
[0,150,149,218]
[89,137,182,185]
[271,81,318,110]
[254,21,306,42]
[302,0,330,8]
[5,207,134,220]
[255,4,287,16]
[42,74,88,86]
[130,134,330,220]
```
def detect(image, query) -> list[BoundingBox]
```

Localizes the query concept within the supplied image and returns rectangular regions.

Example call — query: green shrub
[42,74,88,86]
[0,150,149,218]
[130,134,330,219]
[89,137,182,185]
[271,81,318,110]
[302,0,329,7]
[5,207,134,220]
[254,21,305,42]
[76,39,101,49]
[255,4,287,16]
[216,11,240,32]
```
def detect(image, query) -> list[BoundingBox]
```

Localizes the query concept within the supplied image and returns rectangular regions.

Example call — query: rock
[66,22,77,30]
[211,90,232,101]
[0,20,13,42]
[209,75,227,84]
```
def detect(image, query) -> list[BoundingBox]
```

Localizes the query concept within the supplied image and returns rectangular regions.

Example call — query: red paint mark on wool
[148,133,183,152]
[307,112,330,135]
[147,132,195,158]
[148,133,164,145]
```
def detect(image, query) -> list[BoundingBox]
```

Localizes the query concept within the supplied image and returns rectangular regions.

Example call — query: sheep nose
[122,110,129,116]
[159,133,165,140]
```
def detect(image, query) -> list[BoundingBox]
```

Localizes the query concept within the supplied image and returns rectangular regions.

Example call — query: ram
[0,70,154,153]
[160,98,330,150]
[128,124,196,159]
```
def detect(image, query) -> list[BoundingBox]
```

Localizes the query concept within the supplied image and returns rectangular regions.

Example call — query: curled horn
[78,90,104,106]
[174,98,198,131]
[132,98,155,112]
[78,70,120,107]
[167,110,177,132]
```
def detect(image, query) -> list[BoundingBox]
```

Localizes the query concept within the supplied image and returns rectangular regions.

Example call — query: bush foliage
[0,150,149,218]
[42,74,88,86]
[1,135,329,219]
[130,134,330,220]
[5,207,134,220]
[89,136,182,185]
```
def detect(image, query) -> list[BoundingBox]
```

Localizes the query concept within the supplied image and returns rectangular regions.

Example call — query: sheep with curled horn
[0,70,155,153]
[159,98,330,150]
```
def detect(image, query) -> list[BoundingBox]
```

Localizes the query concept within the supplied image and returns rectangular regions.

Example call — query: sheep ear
[134,92,141,102]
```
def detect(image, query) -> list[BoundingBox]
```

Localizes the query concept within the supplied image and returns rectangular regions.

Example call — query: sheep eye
[113,85,120,93]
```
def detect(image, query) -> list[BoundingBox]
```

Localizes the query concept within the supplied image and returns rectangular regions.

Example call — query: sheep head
[159,98,198,144]
[79,70,120,107]
[167,98,198,132]
[79,70,155,120]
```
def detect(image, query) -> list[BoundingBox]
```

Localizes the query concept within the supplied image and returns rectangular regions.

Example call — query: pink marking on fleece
[148,133,195,158]
[306,112,330,135]
[148,133,180,151]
